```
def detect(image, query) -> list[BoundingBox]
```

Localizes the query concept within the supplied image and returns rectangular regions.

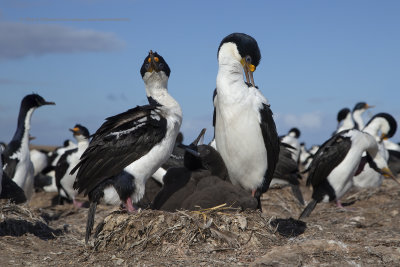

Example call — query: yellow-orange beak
[69,127,79,133]
[381,167,400,185]
[146,50,159,73]
[365,103,375,109]
[240,58,256,87]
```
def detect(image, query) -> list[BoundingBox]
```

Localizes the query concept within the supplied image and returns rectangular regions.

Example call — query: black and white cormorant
[2,93,55,201]
[151,129,257,211]
[213,33,280,209]
[71,51,182,243]
[269,143,304,205]
[42,139,77,193]
[336,108,353,133]
[353,113,397,188]
[299,129,397,219]
[281,127,301,164]
[55,124,90,207]
[335,102,374,133]
[0,146,27,203]
[299,143,311,167]
[352,102,374,130]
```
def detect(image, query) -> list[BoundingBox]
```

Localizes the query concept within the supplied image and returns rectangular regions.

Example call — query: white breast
[124,108,182,203]
[215,85,268,191]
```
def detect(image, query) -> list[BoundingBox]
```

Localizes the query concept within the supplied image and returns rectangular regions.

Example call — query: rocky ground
[1,177,400,266]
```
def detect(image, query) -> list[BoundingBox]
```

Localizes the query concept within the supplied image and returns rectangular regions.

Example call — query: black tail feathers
[298,199,318,220]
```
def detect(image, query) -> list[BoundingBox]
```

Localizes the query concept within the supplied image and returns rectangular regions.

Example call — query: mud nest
[0,202,63,240]
[93,205,306,254]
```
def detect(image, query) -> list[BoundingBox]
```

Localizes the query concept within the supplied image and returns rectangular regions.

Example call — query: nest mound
[0,202,63,240]
[93,206,305,254]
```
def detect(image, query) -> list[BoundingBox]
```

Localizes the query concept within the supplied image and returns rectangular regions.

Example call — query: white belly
[353,165,383,188]
[215,105,267,191]
[327,149,360,200]
[124,118,180,203]
[13,159,34,201]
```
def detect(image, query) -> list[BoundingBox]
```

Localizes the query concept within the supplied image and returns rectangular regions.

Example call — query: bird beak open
[240,58,256,87]
[147,50,159,73]
[191,128,206,146]
[380,167,400,185]
[179,128,207,157]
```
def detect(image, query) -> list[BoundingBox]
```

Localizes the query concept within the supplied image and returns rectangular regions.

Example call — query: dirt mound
[94,206,305,253]
[1,179,400,266]
[0,203,63,240]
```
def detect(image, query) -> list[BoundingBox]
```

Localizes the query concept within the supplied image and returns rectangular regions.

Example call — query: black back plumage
[0,174,27,204]
[306,131,352,189]
[274,144,301,185]
[258,103,280,194]
[55,148,77,185]
[2,142,20,179]
[72,105,167,196]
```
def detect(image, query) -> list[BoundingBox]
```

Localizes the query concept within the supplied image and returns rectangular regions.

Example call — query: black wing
[72,105,167,196]
[258,103,280,193]
[212,89,217,128]
[0,173,26,204]
[55,148,77,185]
[306,131,352,187]
[2,140,21,179]
[273,144,300,184]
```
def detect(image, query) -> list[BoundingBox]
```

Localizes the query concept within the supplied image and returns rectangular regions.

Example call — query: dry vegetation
[1,176,400,266]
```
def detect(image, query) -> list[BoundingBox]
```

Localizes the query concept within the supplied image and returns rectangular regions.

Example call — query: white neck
[21,108,35,152]
[143,72,180,112]
[363,117,389,141]
[353,109,365,129]
[341,113,354,129]
[77,138,89,151]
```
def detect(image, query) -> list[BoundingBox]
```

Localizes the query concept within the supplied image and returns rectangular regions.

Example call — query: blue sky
[1,0,399,148]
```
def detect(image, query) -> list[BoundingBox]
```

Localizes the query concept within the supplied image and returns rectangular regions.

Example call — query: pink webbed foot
[73,199,84,208]
[125,197,136,213]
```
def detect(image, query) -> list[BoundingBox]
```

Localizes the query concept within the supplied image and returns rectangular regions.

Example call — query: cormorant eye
[158,63,164,69]
[145,63,149,69]
[246,56,252,63]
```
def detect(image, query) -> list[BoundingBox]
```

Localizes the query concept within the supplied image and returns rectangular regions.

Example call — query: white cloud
[276,111,323,130]
[0,22,125,60]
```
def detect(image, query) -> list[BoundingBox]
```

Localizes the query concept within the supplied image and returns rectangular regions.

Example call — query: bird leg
[125,197,136,213]
[73,199,84,208]
[336,200,344,209]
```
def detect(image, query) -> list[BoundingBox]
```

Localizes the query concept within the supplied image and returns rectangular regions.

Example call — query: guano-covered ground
[1,177,400,266]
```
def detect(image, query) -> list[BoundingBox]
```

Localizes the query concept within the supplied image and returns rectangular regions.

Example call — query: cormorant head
[69,124,90,141]
[217,33,261,87]
[365,113,397,140]
[21,94,55,110]
[353,102,374,112]
[289,127,301,138]
[337,108,351,122]
[140,50,171,79]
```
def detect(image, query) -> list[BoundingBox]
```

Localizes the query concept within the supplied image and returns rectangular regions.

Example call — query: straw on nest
[93,204,286,253]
